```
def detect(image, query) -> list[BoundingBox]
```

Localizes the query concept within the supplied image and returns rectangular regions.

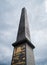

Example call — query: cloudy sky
[0,0,47,65]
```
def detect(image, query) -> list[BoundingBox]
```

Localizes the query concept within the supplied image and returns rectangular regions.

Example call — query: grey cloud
[0,0,16,14]
[0,0,47,65]
[34,0,44,5]
[36,60,47,65]
[29,3,47,30]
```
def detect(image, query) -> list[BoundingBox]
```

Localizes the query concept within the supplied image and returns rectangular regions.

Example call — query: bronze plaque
[12,44,26,65]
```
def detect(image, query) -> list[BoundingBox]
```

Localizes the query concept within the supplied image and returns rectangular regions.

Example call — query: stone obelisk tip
[12,7,35,49]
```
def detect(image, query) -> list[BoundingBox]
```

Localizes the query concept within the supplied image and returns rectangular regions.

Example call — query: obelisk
[11,7,35,65]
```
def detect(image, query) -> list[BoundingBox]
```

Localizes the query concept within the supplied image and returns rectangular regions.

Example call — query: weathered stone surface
[26,43,35,65]
[11,44,26,65]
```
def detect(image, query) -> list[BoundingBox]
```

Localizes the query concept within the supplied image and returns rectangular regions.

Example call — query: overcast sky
[0,0,47,65]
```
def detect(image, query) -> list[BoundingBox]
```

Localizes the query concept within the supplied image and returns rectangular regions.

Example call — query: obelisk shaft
[11,7,35,65]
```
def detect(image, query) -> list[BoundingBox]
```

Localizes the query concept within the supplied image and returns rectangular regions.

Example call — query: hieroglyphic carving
[12,44,26,65]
